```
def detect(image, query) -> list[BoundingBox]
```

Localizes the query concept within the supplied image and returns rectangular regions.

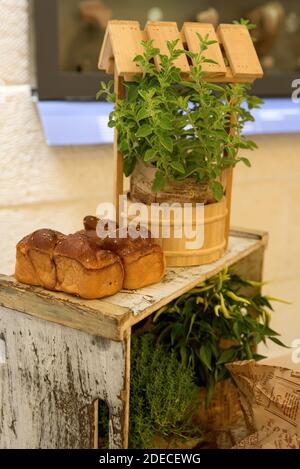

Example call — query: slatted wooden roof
[98,20,263,83]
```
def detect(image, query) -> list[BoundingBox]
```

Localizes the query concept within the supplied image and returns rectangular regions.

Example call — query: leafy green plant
[98,36,263,200]
[151,268,288,403]
[129,334,201,448]
[233,18,257,30]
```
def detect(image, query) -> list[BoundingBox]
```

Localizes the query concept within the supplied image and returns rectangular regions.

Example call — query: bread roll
[15,217,165,298]
[101,233,165,289]
[15,229,65,289]
[81,217,166,289]
[15,229,124,299]
[54,233,124,299]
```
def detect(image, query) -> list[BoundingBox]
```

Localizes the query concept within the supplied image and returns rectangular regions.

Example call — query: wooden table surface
[0,228,267,341]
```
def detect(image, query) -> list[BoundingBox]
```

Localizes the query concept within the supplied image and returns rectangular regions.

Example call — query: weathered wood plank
[121,329,131,448]
[0,277,131,341]
[0,306,128,449]
[0,231,267,340]
[114,232,268,329]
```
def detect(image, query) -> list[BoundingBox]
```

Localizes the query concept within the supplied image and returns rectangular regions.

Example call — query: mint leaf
[127,84,139,102]
[240,157,251,167]
[152,171,166,192]
[136,124,152,138]
[171,161,185,174]
[144,149,156,162]
[159,135,173,152]
[211,181,224,201]
[119,140,129,152]
[160,117,173,130]
[124,157,136,176]
[98,37,262,202]
[137,108,151,121]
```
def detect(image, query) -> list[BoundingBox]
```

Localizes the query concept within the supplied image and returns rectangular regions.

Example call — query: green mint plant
[98,35,263,201]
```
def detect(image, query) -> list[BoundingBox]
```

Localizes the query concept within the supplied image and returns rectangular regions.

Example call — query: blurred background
[0,0,300,356]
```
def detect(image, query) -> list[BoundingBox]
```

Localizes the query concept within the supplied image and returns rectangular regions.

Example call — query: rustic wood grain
[182,23,226,76]
[114,66,125,220]
[0,277,131,341]
[0,306,128,448]
[0,231,267,449]
[145,21,190,72]
[110,232,267,329]
[99,20,263,83]
[100,20,145,77]
[0,231,267,340]
[120,329,131,449]
[217,24,263,79]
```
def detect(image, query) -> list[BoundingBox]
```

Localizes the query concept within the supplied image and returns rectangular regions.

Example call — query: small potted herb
[98,36,262,204]
[98,33,263,266]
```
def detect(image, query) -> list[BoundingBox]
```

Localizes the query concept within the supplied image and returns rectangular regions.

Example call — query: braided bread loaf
[15,218,165,299]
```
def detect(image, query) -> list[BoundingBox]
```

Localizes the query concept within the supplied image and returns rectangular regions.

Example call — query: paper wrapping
[227,360,300,449]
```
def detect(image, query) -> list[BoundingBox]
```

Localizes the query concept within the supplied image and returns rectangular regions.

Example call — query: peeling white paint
[0,306,126,448]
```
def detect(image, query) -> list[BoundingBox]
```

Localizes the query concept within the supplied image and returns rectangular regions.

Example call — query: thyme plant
[129,334,201,448]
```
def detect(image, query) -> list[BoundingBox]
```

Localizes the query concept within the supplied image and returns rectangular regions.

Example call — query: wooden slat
[224,95,239,247]
[100,20,145,77]
[0,276,131,341]
[182,22,226,76]
[124,71,256,83]
[99,20,263,82]
[127,232,267,329]
[230,227,268,243]
[0,230,267,340]
[121,329,131,449]
[98,26,113,73]
[93,400,99,449]
[145,21,190,72]
[114,67,125,220]
[217,24,263,79]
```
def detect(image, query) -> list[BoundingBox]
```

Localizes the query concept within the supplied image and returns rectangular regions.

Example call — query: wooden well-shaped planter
[98,20,263,267]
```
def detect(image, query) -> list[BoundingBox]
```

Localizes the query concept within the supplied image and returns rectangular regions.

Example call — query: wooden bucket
[127,196,228,267]
[128,161,229,267]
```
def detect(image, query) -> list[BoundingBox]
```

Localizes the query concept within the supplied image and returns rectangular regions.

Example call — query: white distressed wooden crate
[0,228,267,448]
